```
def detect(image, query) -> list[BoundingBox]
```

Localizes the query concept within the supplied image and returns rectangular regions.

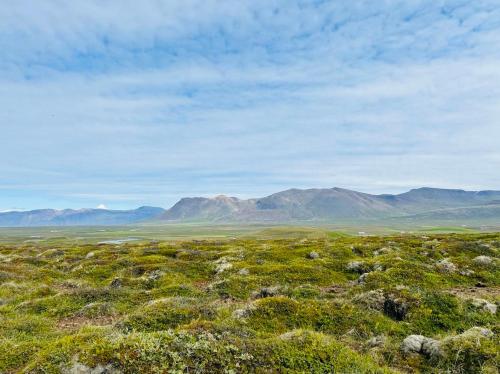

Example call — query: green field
[0,226,498,373]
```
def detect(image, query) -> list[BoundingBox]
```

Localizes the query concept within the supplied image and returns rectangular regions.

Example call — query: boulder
[473,255,493,266]
[383,295,409,321]
[401,335,441,357]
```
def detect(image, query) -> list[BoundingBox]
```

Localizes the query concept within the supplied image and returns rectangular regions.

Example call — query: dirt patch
[445,286,500,299]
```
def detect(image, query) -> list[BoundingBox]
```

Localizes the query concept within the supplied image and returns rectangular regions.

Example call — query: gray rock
[421,337,441,358]
[238,268,249,276]
[356,272,369,284]
[473,255,493,266]
[256,286,280,298]
[353,289,385,310]
[147,270,164,281]
[346,261,364,273]
[85,251,95,259]
[436,258,457,273]
[367,335,386,347]
[63,362,121,374]
[307,251,320,259]
[402,335,441,357]
[109,278,122,288]
[402,335,426,354]
[471,298,497,314]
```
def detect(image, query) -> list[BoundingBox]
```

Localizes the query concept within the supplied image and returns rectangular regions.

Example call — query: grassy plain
[0,225,498,373]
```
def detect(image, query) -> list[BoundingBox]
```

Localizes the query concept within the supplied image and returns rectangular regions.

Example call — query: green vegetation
[0,229,498,373]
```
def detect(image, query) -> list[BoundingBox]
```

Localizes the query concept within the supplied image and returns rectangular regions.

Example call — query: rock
[436,258,457,273]
[373,263,384,272]
[402,335,426,354]
[232,304,255,319]
[307,251,319,259]
[383,295,409,321]
[473,255,493,266]
[346,261,364,273]
[475,281,487,288]
[367,335,386,347]
[85,251,95,259]
[401,335,441,357]
[256,286,280,298]
[215,262,232,274]
[471,298,497,314]
[459,327,493,339]
[421,338,441,358]
[353,289,385,310]
[147,270,164,281]
[63,361,121,374]
[109,278,122,288]
[459,268,475,276]
[238,268,249,276]
[355,272,369,284]
[373,247,391,256]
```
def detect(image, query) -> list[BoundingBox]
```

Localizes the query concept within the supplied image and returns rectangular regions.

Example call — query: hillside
[161,187,500,223]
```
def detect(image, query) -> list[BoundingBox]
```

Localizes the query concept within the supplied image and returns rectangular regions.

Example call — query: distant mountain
[0,206,165,227]
[2,187,500,227]
[160,187,500,223]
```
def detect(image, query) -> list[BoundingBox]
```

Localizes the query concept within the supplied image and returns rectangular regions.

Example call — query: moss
[0,232,498,372]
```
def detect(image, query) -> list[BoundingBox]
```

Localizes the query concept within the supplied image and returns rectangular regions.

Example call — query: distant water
[98,237,139,244]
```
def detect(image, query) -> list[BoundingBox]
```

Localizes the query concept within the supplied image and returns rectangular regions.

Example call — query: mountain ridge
[1,187,500,226]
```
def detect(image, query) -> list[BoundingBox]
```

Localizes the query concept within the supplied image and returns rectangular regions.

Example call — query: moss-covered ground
[0,230,498,373]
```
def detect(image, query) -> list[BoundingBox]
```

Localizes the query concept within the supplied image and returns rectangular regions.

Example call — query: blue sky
[1,0,500,210]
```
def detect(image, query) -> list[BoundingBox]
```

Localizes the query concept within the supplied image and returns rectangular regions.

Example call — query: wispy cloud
[1,0,500,209]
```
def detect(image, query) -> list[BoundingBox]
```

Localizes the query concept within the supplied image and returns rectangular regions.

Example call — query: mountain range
[1,187,500,227]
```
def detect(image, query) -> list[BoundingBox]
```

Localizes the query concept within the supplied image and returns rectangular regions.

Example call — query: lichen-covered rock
[147,270,164,281]
[256,286,281,298]
[402,335,426,354]
[307,251,319,259]
[355,272,369,284]
[214,261,233,274]
[63,361,121,374]
[401,335,441,357]
[232,304,256,319]
[436,258,457,273]
[471,298,497,314]
[366,335,386,348]
[346,261,364,273]
[353,289,385,311]
[473,255,493,266]
[238,268,249,276]
[109,278,122,288]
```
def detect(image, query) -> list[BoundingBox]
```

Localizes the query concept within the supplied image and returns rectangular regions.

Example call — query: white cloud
[0,1,499,209]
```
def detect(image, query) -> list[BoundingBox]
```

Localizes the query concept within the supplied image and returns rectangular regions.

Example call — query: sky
[1,0,500,210]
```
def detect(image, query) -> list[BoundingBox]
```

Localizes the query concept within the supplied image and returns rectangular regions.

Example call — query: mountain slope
[0,206,165,227]
[160,187,500,223]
